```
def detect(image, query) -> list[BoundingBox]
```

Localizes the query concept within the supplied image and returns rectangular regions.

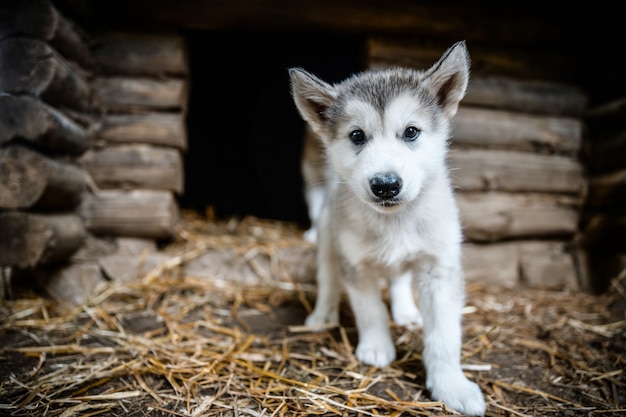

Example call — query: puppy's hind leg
[390,271,422,329]
[417,265,486,416]
[305,221,341,327]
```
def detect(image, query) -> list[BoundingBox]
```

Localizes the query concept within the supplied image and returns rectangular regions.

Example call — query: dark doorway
[182,31,365,226]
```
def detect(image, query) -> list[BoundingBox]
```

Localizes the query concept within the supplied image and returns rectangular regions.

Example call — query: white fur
[290,41,486,416]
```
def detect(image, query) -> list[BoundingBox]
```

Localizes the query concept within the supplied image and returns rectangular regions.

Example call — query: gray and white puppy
[289,41,485,416]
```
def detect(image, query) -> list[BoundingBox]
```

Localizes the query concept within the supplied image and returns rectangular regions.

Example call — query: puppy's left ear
[422,41,470,119]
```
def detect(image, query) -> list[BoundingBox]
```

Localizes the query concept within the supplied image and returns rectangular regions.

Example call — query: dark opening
[182,31,365,227]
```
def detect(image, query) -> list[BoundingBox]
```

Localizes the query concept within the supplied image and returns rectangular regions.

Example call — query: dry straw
[1,212,625,416]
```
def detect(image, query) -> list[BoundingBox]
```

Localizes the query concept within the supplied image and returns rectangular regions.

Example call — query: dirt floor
[1,214,625,416]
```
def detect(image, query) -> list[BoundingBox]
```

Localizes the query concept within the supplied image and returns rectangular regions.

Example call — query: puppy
[289,41,485,416]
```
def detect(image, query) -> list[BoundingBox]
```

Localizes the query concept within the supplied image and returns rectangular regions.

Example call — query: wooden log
[34,262,105,304]
[93,33,187,76]
[464,76,587,117]
[462,241,578,290]
[456,192,579,242]
[452,106,583,156]
[448,149,584,194]
[79,144,184,194]
[0,94,89,155]
[97,113,187,149]
[93,77,187,111]
[0,212,86,268]
[0,38,92,110]
[80,190,180,240]
[366,37,576,85]
[0,145,86,210]
[584,168,626,211]
[0,0,92,68]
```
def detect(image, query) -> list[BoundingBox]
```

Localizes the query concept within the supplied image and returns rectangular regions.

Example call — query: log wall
[367,38,588,290]
[0,1,92,273]
[0,2,189,302]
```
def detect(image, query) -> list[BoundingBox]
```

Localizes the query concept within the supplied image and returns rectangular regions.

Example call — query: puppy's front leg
[344,270,395,368]
[417,265,486,416]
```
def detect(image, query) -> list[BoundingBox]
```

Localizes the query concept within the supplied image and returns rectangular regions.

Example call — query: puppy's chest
[338,221,429,269]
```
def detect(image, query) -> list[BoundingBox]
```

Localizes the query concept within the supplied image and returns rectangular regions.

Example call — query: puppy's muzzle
[369,172,402,200]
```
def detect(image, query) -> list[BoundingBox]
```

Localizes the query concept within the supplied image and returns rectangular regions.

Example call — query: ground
[1,214,625,416]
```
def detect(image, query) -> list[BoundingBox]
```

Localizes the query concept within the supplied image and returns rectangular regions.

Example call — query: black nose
[369,173,402,200]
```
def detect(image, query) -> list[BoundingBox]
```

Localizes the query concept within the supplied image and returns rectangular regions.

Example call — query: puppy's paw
[428,373,486,416]
[305,310,338,330]
[355,337,396,368]
[392,305,423,329]
[303,227,317,243]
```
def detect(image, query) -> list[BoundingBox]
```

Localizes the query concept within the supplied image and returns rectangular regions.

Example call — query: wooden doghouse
[1,0,624,300]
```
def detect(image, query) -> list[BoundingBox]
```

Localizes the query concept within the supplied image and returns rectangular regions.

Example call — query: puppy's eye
[350,129,366,145]
[403,126,420,142]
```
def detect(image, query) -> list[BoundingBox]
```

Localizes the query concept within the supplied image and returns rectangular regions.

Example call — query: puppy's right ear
[288,68,337,135]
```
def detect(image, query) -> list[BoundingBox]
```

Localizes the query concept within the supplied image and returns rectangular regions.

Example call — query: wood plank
[0,145,86,210]
[0,38,92,110]
[0,0,92,68]
[93,33,187,76]
[80,144,184,194]
[0,94,88,155]
[462,241,578,290]
[93,77,187,111]
[456,192,579,242]
[97,113,187,149]
[464,76,587,117]
[448,149,584,194]
[0,212,86,268]
[80,190,180,240]
[452,106,583,155]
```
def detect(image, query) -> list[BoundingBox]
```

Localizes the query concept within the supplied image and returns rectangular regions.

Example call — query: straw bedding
[1,212,625,416]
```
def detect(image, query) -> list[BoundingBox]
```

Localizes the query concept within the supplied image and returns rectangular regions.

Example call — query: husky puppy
[289,42,485,416]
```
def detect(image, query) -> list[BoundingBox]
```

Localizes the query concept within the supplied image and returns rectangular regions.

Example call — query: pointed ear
[421,41,470,119]
[288,67,338,135]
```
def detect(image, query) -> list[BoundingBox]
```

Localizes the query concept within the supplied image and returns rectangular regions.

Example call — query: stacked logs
[367,38,588,290]
[83,32,188,240]
[0,1,93,271]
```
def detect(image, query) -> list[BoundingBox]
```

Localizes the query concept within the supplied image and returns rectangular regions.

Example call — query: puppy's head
[289,41,469,213]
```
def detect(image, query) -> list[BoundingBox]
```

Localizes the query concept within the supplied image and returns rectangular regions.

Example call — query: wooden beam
[452,106,583,156]
[93,33,187,76]
[463,241,579,290]
[97,113,187,149]
[93,76,187,111]
[80,189,180,240]
[80,144,184,194]
[449,149,584,194]
[457,192,579,242]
